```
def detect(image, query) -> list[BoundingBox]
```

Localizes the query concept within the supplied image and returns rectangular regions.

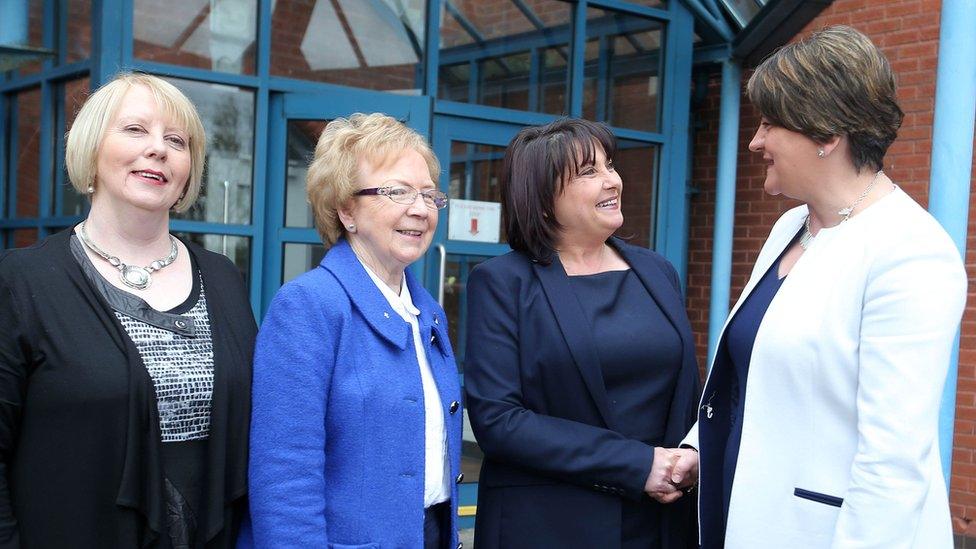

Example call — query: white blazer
[684,187,968,548]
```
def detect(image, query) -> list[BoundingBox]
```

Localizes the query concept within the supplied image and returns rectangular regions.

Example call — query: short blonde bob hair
[65,72,207,212]
[306,113,440,245]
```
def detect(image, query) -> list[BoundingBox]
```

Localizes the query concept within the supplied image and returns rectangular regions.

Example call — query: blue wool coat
[240,238,463,549]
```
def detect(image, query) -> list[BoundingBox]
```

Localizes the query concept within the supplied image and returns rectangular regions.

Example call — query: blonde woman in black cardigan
[0,73,255,548]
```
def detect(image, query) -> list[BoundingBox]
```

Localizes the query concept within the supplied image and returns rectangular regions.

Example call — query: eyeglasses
[355,184,449,210]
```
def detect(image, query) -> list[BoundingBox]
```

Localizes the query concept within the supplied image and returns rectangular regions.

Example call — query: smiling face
[339,148,438,281]
[93,84,191,214]
[748,117,821,198]
[552,142,623,247]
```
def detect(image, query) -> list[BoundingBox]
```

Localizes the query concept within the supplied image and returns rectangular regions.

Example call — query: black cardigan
[0,229,256,548]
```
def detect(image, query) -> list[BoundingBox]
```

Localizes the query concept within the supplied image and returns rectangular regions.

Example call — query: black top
[714,253,787,544]
[0,229,256,549]
[569,268,683,548]
[568,269,682,445]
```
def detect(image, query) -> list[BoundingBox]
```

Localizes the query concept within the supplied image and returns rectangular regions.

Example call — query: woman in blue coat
[242,113,463,549]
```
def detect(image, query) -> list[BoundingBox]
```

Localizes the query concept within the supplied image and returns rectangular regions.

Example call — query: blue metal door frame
[428,114,524,527]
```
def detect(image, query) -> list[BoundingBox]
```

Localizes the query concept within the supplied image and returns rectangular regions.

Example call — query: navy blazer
[464,238,700,549]
[241,239,463,549]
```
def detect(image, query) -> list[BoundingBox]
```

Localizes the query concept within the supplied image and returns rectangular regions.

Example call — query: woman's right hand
[645,448,682,503]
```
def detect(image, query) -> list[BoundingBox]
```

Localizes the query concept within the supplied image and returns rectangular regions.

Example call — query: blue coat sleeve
[464,264,656,500]
[247,280,336,548]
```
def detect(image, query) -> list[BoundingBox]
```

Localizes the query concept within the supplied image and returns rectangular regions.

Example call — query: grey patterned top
[115,285,215,442]
[69,233,215,443]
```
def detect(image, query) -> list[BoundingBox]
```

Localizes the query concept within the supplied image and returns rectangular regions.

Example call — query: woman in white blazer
[672,26,968,548]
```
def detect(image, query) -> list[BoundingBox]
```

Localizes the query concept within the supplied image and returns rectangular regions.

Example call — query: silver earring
[817,148,826,158]
[347,224,356,233]
[87,184,95,194]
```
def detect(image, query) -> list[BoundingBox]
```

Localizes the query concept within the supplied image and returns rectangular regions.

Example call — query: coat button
[449,400,459,414]
[455,472,464,484]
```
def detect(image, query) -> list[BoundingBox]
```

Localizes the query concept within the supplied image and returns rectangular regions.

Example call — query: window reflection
[175,232,252,284]
[615,140,658,248]
[58,77,91,217]
[166,78,255,225]
[134,0,258,74]
[285,120,329,228]
[584,8,664,133]
[438,0,572,115]
[9,88,42,218]
[271,0,427,93]
[282,242,327,284]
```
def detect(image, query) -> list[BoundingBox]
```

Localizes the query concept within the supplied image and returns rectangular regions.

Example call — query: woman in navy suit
[243,113,463,549]
[464,118,701,549]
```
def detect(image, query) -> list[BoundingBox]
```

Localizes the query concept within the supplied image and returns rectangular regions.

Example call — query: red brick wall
[686,0,976,537]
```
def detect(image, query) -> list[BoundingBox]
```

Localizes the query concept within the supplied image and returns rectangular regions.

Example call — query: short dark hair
[747,25,903,172]
[501,118,616,264]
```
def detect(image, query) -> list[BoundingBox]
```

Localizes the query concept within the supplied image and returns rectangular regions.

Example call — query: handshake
[644,447,699,503]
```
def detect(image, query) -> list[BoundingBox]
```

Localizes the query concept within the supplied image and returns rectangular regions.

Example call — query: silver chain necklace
[77,222,179,290]
[800,170,885,250]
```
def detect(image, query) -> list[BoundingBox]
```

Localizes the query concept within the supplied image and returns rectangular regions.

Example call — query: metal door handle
[436,244,447,306]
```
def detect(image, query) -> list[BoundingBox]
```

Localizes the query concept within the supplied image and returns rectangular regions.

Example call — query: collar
[358,255,421,318]
[320,239,412,350]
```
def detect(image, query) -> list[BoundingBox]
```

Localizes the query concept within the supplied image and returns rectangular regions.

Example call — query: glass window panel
[58,77,90,217]
[615,140,658,248]
[285,120,329,228]
[167,78,255,225]
[16,0,45,75]
[584,8,664,132]
[5,229,39,249]
[174,232,252,284]
[66,0,92,63]
[134,0,258,75]
[448,141,506,243]
[438,0,572,115]
[10,88,42,218]
[271,0,427,93]
[479,52,531,111]
[441,253,492,483]
[282,242,327,284]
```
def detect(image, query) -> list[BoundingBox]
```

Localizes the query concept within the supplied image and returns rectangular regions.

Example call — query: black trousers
[424,501,450,549]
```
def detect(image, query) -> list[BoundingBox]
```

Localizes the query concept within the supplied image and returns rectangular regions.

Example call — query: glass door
[428,115,522,520]
[261,90,432,312]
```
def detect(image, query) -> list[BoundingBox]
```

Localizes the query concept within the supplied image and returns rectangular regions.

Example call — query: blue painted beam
[706,59,741,366]
[679,0,733,42]
[653,0,694,280]
[929,0,976,489]
[0,0,28,45]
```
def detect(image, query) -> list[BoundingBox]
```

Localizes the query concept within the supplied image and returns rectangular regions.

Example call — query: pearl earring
[817,148,826,158]
[87,184,95,194]
[347,224,356,233]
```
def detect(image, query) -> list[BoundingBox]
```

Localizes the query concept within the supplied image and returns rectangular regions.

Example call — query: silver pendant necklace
[77,222,179,290]
[801,170,884,250]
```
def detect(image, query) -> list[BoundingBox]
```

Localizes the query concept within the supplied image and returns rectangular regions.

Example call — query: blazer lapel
[322,239,411,350]
[532,257,615,429]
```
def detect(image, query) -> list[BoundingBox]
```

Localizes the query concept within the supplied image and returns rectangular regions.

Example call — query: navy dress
[569,269,683,547]
[699,248,789,548]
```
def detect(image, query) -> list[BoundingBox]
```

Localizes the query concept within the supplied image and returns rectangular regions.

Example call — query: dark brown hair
[747,25,904,172]
[501,118,616,264]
